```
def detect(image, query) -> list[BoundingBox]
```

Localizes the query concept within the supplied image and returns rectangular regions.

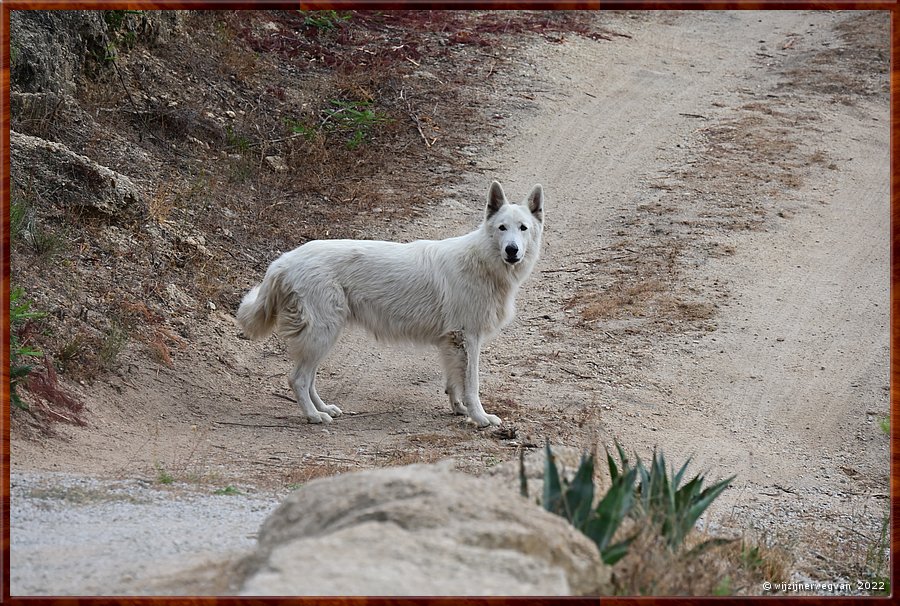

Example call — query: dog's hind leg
[310,374,342,418]
[288,363,333,424]
[438,336,467,416]
[281,294,344,424]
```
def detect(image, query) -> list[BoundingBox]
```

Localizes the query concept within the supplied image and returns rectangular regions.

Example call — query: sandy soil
[10,10,889,595]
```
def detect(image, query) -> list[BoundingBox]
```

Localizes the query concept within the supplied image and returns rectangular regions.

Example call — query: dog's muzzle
[505,245,521,264]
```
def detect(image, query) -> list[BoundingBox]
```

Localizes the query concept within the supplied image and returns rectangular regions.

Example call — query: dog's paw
[484,414,502,427]
[306,412,334,424]
[324,404,343,417]
[450,401,468,415]
[470,414,502,428]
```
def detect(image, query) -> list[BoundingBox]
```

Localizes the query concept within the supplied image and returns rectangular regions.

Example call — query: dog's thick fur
[237,181,544,427]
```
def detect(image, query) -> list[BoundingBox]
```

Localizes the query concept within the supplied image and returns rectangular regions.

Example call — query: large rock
[11,130,143,218]
[239,462,610,596]
[10,10,182,95]
[10,11,107,95]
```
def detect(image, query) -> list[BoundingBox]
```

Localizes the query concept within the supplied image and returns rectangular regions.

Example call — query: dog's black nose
[505,244,519,257]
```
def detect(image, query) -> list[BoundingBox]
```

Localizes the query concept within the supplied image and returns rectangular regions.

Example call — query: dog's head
[484,181,544,267]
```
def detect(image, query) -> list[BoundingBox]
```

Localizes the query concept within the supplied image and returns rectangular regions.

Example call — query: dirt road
[490,10,890,581]
[11,10,889,594]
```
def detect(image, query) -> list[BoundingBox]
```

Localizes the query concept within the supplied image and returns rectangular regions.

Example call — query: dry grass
[26,484,144,505]
[51,326,118,384]
[148,179,177,224]
[783,11,888,101]
[569,279,667,322]
[380,448,446,468]
[282,447,449,489]
[21,356,87,427]
[283,460,354,488]
[483,397,525,416]
[148,335,174,368]
[674,300,716,321]
[610,526,791,596]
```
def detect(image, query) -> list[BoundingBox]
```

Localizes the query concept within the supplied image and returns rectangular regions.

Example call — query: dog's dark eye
[519,225,528,231]
[498,225,507,231]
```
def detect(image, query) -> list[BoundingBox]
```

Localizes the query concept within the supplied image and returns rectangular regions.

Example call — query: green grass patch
[225,125,251,153]
[98,324,128,372]
[155,464,175,485]
[213,485,242,496]
[290,99,389,150]
[301,10,351,30]
[864,513,890,595]
[9,286,46,409]
[10,188,68,259]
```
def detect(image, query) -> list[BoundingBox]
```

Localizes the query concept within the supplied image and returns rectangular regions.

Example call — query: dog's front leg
[461,335,501,428]
[439,338,468,416]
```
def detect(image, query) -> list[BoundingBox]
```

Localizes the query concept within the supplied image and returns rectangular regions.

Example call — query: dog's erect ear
[486,181,507,218]
[527,184,544,222]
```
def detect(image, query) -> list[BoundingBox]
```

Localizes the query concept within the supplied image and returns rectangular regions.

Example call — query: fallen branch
[406,99,433,148]
[110,54,139,114]
[561,366,595,380]
[313,454,362,464]
[41,406,83,426]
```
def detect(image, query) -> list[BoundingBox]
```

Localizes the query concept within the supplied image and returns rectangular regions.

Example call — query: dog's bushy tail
[236,279,277,340]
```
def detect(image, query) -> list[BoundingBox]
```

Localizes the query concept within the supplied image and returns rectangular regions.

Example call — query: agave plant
[635,449,735,551]
[523,441,638,565]
[524,441,735,565]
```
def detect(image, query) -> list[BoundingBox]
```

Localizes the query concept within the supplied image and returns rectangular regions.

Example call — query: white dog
[237,181,544,427]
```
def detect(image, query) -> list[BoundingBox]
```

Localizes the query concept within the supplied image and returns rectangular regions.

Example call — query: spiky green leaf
[518,448,528,499]
[543,440,563,514]
[684,475,735,532]
[673,457,692,489]
[601,535,637,565]
[584,467,637,551]
[564,453,595,529]
[606,447,620,482]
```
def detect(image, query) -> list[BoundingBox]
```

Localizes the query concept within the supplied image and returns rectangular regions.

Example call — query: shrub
[9,286,46,409]
[291,99,389,150]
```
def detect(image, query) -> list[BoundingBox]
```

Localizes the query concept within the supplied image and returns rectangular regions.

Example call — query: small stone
[265,155,288,173]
